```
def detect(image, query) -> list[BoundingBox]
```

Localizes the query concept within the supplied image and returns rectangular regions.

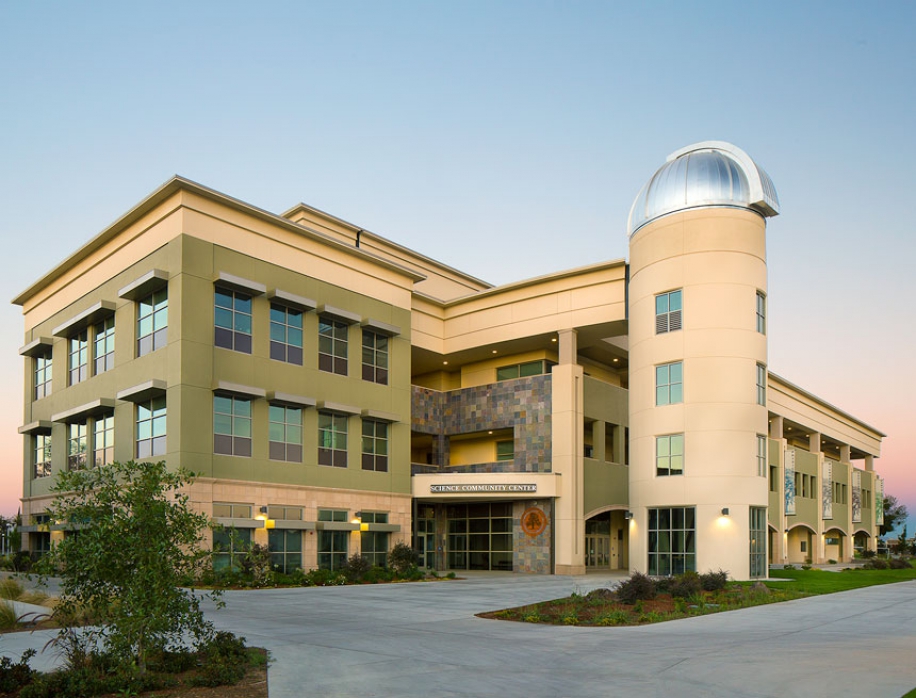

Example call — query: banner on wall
[822,459,833,520]
[852,470,862,523]
[784,449,796,516]
[876,477,884,526]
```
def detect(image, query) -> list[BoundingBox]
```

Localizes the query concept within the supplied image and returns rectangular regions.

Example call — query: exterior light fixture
[351,511,362,524]
[624,511,633,520]
[255,505,268,521]
[721,508,730,516]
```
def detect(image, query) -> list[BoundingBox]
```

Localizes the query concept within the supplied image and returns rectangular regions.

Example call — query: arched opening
[585,509,628,570]
[853,530,871,556]
[824,527,848,563]
[786,524,817,564]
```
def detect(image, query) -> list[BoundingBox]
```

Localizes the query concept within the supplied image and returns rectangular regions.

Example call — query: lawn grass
[765,564,916,594]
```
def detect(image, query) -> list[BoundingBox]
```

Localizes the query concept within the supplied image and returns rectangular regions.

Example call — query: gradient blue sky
[1,2,913,533]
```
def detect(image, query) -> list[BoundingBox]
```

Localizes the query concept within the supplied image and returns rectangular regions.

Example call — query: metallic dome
[627,141,779,236]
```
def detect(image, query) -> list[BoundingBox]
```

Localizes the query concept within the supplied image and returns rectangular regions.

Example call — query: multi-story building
[14,141,884,579]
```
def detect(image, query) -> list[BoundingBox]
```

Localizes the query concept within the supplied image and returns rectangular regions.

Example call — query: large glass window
[33,433,51,479]
[360,512,389,568]
[656,289,683,334]
[446,502,513,571]
[93,414,114,467]
[648,506,696,576]
[214,289,253,354]
[496,440,514,462]
[269,405,302,462]
[269,304,303,365]
[212,527,251,572]
[213,396,252,457]
[94,316,115,374]
[317,509,349,571]
[137,396,166,459]
[656,434,684,476]
[656,361,683,406]
[756,291,766,335]
[68,422,88,470]
[318,317,348,375]
[34,349,52,400]
[68,330,89,385]
[318,411,348,467]
[268,529,302,573]
[361,419,388,472]
[749,506,767,578]
[137,288,168,356]
[361,330,389,384]
[756,363,767,406]
[496,360,554,381]
[757,435,767,478]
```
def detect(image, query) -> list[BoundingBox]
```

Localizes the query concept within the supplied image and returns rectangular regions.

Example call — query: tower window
[656,290,682,334]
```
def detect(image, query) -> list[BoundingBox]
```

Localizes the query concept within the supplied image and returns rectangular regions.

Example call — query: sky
[0,1,913,534]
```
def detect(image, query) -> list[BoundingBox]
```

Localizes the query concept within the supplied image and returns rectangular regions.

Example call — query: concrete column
[558,328,577,365]
[865,455,874,472]
[551,358,585,575]
[808,432,821,454]
[613,425,626,465]
[840,444,851,463]
[769,415,784,439]
[592,420,605,461]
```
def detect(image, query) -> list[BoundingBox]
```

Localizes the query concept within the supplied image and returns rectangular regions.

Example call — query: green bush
[304,568,347,586]
[668,571,702,599]
[0,648,36,694]
[616,572,657,604]
[190,632,249,688]
[864,558,889,570]
[363,566,394,583]
[888,558,911,569]
[700,569,729,591]
[343,553,372,582]
[388,542,419,575]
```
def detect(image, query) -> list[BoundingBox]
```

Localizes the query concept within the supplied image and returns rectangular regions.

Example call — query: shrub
[700,569,729,592]
[861,549,877,559]
[616,572,656,604]
[190,632,249,687]
[388,542,420,575]
[668,571,702,599]
[0,648,36,694]
[342,554,372,582]
[240,543,274,587]
[363,566,394,584]
[586,587,616,602]
[888,558,911,569]
[864,558,889,570]
[305,568,347,586]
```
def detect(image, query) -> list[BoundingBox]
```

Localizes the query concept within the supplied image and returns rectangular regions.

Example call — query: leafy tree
[45,460,219,674]
[879,495,909,537]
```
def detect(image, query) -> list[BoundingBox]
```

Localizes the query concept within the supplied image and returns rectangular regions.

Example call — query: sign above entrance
[429,483,536,494]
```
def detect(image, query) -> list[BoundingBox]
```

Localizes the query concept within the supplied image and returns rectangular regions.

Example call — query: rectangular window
[648,506,696,576]
[496,440,514,462]
[137,288,168,356]
[317,509,348,522]
[213,396,252,457]
[269,304,303,365]
[361,419,389,472]
[318,317,348,375]
[757,435,767,477]
[769,465,778,492]
[34,349,52,400]
[756,291,766,335]
[268,529,302,573]
[214,289,253,354]
[656,289,683,334]
[212,527,251,572]
[212,502,252,518]
[656,361,683,406]
[749,506,767,578]
[269,405,302,462]
[68,330,89,385]
[93,316,115,374]
[137,396,166,459]
[360,512,389,568]
[318,411,348,467]
[318,530,348,571]
[33,433,52,479]
[361,330,389,384]
[93,414,114,467]
[656,434,684,476]
[68,422,88,470]
[496,360,554,381]
[756,364,766,406]
[267,505,303,521]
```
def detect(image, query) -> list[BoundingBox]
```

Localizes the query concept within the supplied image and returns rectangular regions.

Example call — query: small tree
[46,460,218,674]
[879,495,909,537]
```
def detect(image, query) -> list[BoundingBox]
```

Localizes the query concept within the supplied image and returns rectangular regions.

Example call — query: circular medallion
[520,506,547,537]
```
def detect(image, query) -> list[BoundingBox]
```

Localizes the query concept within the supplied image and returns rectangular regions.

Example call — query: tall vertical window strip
[360,512,389,568]
[268,529,302,573]
[68,330,89,385]
[33,434,51,478]
[655,289,683,334]
[648,506,696,576]
[34,350,52,400]
[361,330,389,384]
[757,435,767,477]
[137,396,166,459]
[94,316,115,374]
[68,422,88,470]
[214,289,253,354]
[749,507,767,578]
[756,364,767,406]
[656,361,683,406]
[656,434,684,476]
[213,396,252,457]
[318,411,348,467]
[318,317,348,375]
[361,420,388,472]
[269,304,303,364]
[756,291,766,334]
[269,405,302,462]
[137,288,168,356]
[94,415,114,467]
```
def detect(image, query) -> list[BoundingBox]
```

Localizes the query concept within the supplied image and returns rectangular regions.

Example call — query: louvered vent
[668,309,682,332]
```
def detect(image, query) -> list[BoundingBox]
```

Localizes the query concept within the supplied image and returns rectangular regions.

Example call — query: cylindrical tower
[626,141,779,580]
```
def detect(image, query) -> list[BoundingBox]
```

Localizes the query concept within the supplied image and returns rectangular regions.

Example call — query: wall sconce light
[624,511,633,520]
[721,508,730,516]
[255,506,268,521]
[351,511,362,524]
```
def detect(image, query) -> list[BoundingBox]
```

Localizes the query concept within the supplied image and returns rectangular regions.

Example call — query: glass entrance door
[586,535,610,567]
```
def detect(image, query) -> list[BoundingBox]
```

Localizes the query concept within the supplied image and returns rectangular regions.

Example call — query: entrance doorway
[414,506,437,569]
[586,535,610,567]
[586,511,627,569]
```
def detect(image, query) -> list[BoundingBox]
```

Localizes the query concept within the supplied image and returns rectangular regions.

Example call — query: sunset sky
[1,2,913,533]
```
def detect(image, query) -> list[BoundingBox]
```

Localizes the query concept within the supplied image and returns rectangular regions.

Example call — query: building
[14,141,885,579]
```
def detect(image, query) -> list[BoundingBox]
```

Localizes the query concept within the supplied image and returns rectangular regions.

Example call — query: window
[318,317,348,375]
[317,509,349,571]
[267,505,303,521]
[446,502,513,571]
[269,405,302,462]
[137,288,168,356]
[212,527,251,572]
[67,422,88,470]
[756,291,766,335]
[94,316,115,374]
[656,434,684,476]
[361,330,389,384]
[214,289,253,353]
[756,364,766,406]
[757,435,767,477]
[33,434,51,479]
[496,360,554,381]
[361,420,388,472]
[34,349,52,400]
[656,289,683,334]
[136,396,166,458]
[212,502,252,518]
[496,440,514,462]
[213,396,252,457]
[68,330,89,385]
[268,529,302,573]
[656,361,683,406]
[360,512,389,568]
[93,414,114,467]
[749,507,767,578]
[269,304,303,365]
[769,465,778,492]
[318,509,348,522]
[318,411,348,467]
[648,506,695,576]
